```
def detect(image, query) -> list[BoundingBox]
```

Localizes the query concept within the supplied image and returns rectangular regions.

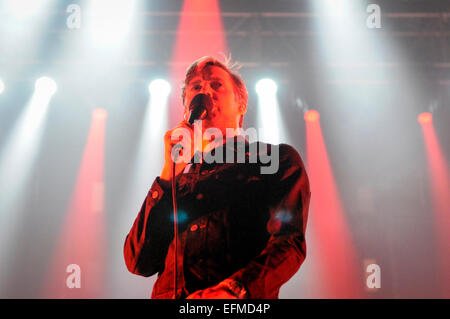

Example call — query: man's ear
[239,103,247,115]
[237,99,247,114]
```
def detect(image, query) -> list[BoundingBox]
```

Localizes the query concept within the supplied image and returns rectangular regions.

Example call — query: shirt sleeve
[228,143,311,298]
[123,177,173,277]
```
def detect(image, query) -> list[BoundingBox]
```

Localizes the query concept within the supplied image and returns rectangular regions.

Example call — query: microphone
[188,93,212,125]
[173,95,210,299]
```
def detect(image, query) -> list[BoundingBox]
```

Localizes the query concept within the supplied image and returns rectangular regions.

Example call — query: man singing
[124,56,311,299]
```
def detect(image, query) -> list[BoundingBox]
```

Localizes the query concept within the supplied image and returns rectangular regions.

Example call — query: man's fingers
[165,121,193,143]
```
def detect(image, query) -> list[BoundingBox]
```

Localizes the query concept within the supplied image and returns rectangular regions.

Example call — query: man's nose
[199,86,212,97]
[201,85,216,100]
[197,91,212,104]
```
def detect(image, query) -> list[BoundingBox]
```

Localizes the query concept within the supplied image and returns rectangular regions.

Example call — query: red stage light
[169,0,227,126]
[421,119,450,297]
[304,110,320,122]
[43,112,106,298]
[92,108,108,120]
[305,118,363,298]
[418,112,432,124]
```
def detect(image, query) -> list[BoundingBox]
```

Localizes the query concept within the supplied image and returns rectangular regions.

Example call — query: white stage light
[5,0,47,19]
[119,78,171,235]
[0,79,4,94]
[35,77,57,96]
[256,78,278,96]
[148,79,171,97]
[255,78,284,145]
[148,79,171,140]
[0,71,56,273]
[89,0,136,46]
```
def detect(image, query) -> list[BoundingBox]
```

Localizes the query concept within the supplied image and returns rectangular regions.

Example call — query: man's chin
[202,118,218,128]
[201,121,227,134]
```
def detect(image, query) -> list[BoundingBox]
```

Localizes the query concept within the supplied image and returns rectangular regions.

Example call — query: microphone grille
[190,93,213,110]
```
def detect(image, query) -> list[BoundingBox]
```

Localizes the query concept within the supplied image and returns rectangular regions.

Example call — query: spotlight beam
[169,0,228,126]
[305,111,363,298]
[256,78,286,145]
[420,116,450,297]
[0,76,56,293]
[44,109,107,298]
[112,79,172,297]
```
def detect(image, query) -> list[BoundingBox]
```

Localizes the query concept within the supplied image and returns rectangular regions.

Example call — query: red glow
[306,118,363,298]
[169,0,228,126]
[43,110,107,298]
[92,108,108,120]
[418,112,432,124]
[421,120,450,297]
[304,110,320,122]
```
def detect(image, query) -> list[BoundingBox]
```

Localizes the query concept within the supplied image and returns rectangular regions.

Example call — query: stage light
[419,110,450,295]
[89,0,136,46]
[0,79,4,94]
[148,79,171,97]
[255,78,284,144]
[304,110,320,122]
[5,0,47,19]
[418,112,432,124]
[0,73,56,282]
[169,0,227,125]
[117,77,172,262]
[44,106,107,298]
[147,79,171,141]
[35,77,57,96]
[92,108,108,120]
[255,79,278,96]
[305,109,362,298]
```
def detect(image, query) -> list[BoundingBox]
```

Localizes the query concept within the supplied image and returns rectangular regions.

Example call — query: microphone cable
[171,145,182,299]
[170,95,210,298]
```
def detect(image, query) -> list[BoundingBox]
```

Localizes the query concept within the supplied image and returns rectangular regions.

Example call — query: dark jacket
[124,138,310,298]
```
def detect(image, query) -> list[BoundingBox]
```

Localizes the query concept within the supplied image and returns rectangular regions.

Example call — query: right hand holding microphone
[160,121,194,181]
[160,94,211,181]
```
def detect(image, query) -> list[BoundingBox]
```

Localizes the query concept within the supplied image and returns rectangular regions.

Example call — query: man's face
[184,65,245,133]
